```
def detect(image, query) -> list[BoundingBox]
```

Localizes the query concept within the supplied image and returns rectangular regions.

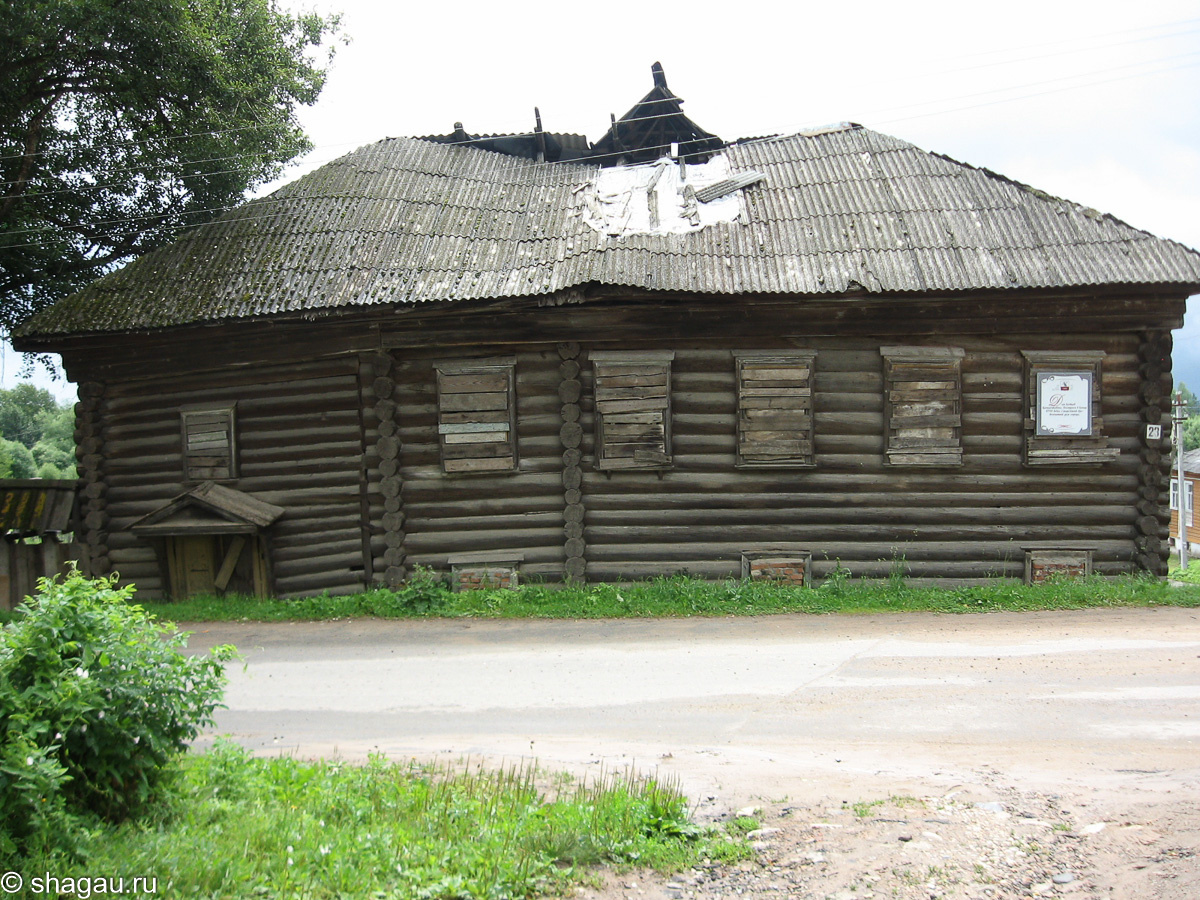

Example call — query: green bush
[0,570,235,858]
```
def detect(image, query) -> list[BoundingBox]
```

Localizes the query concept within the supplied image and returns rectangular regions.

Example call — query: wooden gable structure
[15,66,1200,598]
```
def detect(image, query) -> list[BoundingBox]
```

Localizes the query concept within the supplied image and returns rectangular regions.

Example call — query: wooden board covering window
[591,350,674,470]
[434,358,517,474]
[181,405,237,481]
[881,346,964,467]
[1021,350,1117,466]
[734,351,816,467]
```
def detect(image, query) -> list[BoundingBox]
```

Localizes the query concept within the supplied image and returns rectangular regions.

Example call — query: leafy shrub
[384,565,451,614]
[0,569,235,857]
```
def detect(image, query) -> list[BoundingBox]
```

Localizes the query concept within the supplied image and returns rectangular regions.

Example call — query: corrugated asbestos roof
[19,124,1200,337]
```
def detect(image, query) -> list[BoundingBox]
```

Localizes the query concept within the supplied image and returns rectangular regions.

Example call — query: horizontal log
[274,542,362,571]
[580,481,1136,505]
[405,549,566,570]
[581,529,1133,558]
[404,527,564,555]
[274,573,366,598]
[106,372,359,416]
[581,501,1136,527]
[406,511,564,532]
[272,560,363,585]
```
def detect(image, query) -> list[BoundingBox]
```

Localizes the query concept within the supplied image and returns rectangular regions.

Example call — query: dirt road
[186,607,1200,898]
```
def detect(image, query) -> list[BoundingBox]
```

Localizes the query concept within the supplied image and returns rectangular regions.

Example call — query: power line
[4,12,1196,169]
[4,33,1199,252]
[4,14,1199,184]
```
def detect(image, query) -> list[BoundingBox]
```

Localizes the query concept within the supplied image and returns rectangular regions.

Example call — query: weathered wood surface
[45,286,1180,591]
[397,349,567,580]
[0,538,86,610]
[100,358,365,598]
[578,337,1145,581]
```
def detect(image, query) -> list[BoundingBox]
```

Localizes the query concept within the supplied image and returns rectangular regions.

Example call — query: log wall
[574,332,1153,583]
[381,328,1162,586]
[49,288,1181,595]
[99,358,366,598]
[392,346,568,581]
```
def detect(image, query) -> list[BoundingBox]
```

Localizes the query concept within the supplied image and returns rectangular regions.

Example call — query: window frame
[1021,350,1118,466]
[589,350,674,471]
[733,350,817,468]
[880,346,965,467]
[180,404,238,483]
[1171,477,1194,526]
[433,356,518,475]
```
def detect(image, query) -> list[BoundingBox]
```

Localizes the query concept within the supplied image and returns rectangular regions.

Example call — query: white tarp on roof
[576,154,746,237]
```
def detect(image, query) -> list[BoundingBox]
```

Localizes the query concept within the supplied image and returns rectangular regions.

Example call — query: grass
[1167,556,1200,585]
[848,794,926,817]
[18,741,750,899]
[122,570,1200,623]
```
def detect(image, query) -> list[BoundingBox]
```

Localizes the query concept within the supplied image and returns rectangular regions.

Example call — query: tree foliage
[0,0,340,335]
[0,385,74,477]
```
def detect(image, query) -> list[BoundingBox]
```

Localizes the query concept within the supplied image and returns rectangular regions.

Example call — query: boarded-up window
[881,346,964,467]
[181,405,237,481]
[590,350,674,470]
[434,357,517,474]
[1021,350,1117,466]
[734,351,816,467]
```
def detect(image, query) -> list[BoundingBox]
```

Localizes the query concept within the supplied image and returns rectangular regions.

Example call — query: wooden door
[168,536,217,599]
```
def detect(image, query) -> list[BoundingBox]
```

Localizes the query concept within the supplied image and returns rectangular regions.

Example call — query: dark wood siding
[101,358,365,598]
[53,288,1178,591]
[579,334,1145,584]
[395,347,567,581]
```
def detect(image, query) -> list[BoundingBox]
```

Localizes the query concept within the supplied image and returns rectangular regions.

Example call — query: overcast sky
[10,0,1200,401]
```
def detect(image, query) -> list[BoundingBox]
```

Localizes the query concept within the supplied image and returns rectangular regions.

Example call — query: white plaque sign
[1036,372,1092,436]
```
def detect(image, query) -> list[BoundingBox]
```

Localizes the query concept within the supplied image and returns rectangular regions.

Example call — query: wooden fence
[0,479,84,610]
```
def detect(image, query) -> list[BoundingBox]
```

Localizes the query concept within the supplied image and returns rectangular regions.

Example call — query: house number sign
[1036,372,1093,436]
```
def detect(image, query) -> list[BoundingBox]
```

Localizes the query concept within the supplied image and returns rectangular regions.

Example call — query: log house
[15,66,1200,598]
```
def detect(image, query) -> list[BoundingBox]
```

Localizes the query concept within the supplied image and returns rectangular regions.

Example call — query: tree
[0,387,75,477]
[0,383,57,447]
[0,0,340,336]
[0,437,37,477]
[31,402,75,477]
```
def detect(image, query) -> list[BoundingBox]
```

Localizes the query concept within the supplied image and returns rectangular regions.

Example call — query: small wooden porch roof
[131,481,284,537]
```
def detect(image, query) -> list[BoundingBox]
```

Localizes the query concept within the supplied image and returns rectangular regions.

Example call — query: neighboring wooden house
[14,66,1200,599]
[1170,448,1200,553]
